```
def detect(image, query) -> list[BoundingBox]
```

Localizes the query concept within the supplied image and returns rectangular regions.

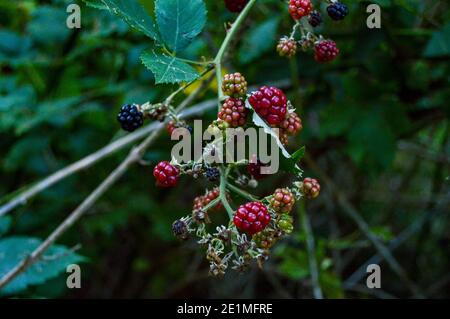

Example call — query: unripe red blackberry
[281,112,303,136]
[252,229,278,249]
[222,73,247,98]
[218,98,248,127]
[224,0,249,13]
[269,188,296,214]
[248,86,288,126]
[117,104,144,132]
[301,177,321,199]
[288,0,313,20]
[193,188,224,212]
[308,10,322,27]
[233,202,271,235]
[277,214,294,234]
[277,37,297,58]
[314,40,339,63]
[153,161,180,188]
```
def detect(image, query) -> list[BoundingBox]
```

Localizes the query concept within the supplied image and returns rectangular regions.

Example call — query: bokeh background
[0,0,449,298]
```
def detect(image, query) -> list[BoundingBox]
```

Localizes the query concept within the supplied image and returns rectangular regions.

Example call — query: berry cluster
[233,202,271,235]
[301,177,321,198]
[288,0,313,20]
[248,86,287,126]
[117,104,144,132]
[153,161,180,188]
[218,98,248,128]
[276,1,348,63]
[276,37,297,58]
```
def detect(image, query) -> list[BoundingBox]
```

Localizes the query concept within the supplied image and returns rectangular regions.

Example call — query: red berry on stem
[248,86,288,126]
[302,177,321,198]
[314,40,340,63]
[233,202,271,235]
[281,112,303,136]
[218,98,248,127]
[288,0,313,20]
[153,161,180,188]
[277,37,297,58]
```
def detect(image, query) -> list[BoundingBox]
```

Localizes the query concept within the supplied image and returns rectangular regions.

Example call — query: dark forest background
[0,0,449,298]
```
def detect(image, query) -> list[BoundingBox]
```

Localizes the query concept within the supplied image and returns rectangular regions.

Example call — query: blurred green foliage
[0,0,449,298]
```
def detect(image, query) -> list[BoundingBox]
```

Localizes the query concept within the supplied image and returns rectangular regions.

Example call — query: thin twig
[0,3,259,290]
[298,201,323,299]
[304,154,425,298]
[0,100,216,218]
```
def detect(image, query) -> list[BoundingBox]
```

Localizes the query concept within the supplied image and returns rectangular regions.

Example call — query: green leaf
[247,101,303,174]
[155,0,206,52]
[239,17,279,64]
[82,0,107,10]
[101,0,159,41]
[423,23,450,57]
[140,50,199,84]
[0,217,12,237]
[0,237,86,295]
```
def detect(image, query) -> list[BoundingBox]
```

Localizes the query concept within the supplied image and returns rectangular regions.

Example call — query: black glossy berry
[308,11,322,27]
[205,167,220,182]
[327,2,349,21]
[117,104,144,132]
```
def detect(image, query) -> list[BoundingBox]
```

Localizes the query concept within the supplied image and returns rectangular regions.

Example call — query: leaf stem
[220,167,235,220]
[227,183,259,202]
[214,0,258,109]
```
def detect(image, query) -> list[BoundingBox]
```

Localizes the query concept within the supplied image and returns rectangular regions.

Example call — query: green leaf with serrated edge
[101,0,159,41]
[246,100,302,174]
[0,237,86,295]
[140,50,199,84]
[155,0,206,52]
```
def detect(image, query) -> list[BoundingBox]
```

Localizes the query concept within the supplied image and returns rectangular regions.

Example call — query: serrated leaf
[101,0,159,41]
[0,237,86,295]
[140,50,199,84]
[246,100,303,174]
[155,0,206,52]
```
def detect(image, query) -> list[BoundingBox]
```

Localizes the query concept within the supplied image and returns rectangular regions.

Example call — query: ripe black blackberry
[308,10,322,27]
[117,104,144,132]
[205,167,220,182]
[327,1,349,21]
[172,219,189,240]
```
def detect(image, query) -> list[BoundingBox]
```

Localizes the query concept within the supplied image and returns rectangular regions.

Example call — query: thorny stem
[214,0,258,109]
